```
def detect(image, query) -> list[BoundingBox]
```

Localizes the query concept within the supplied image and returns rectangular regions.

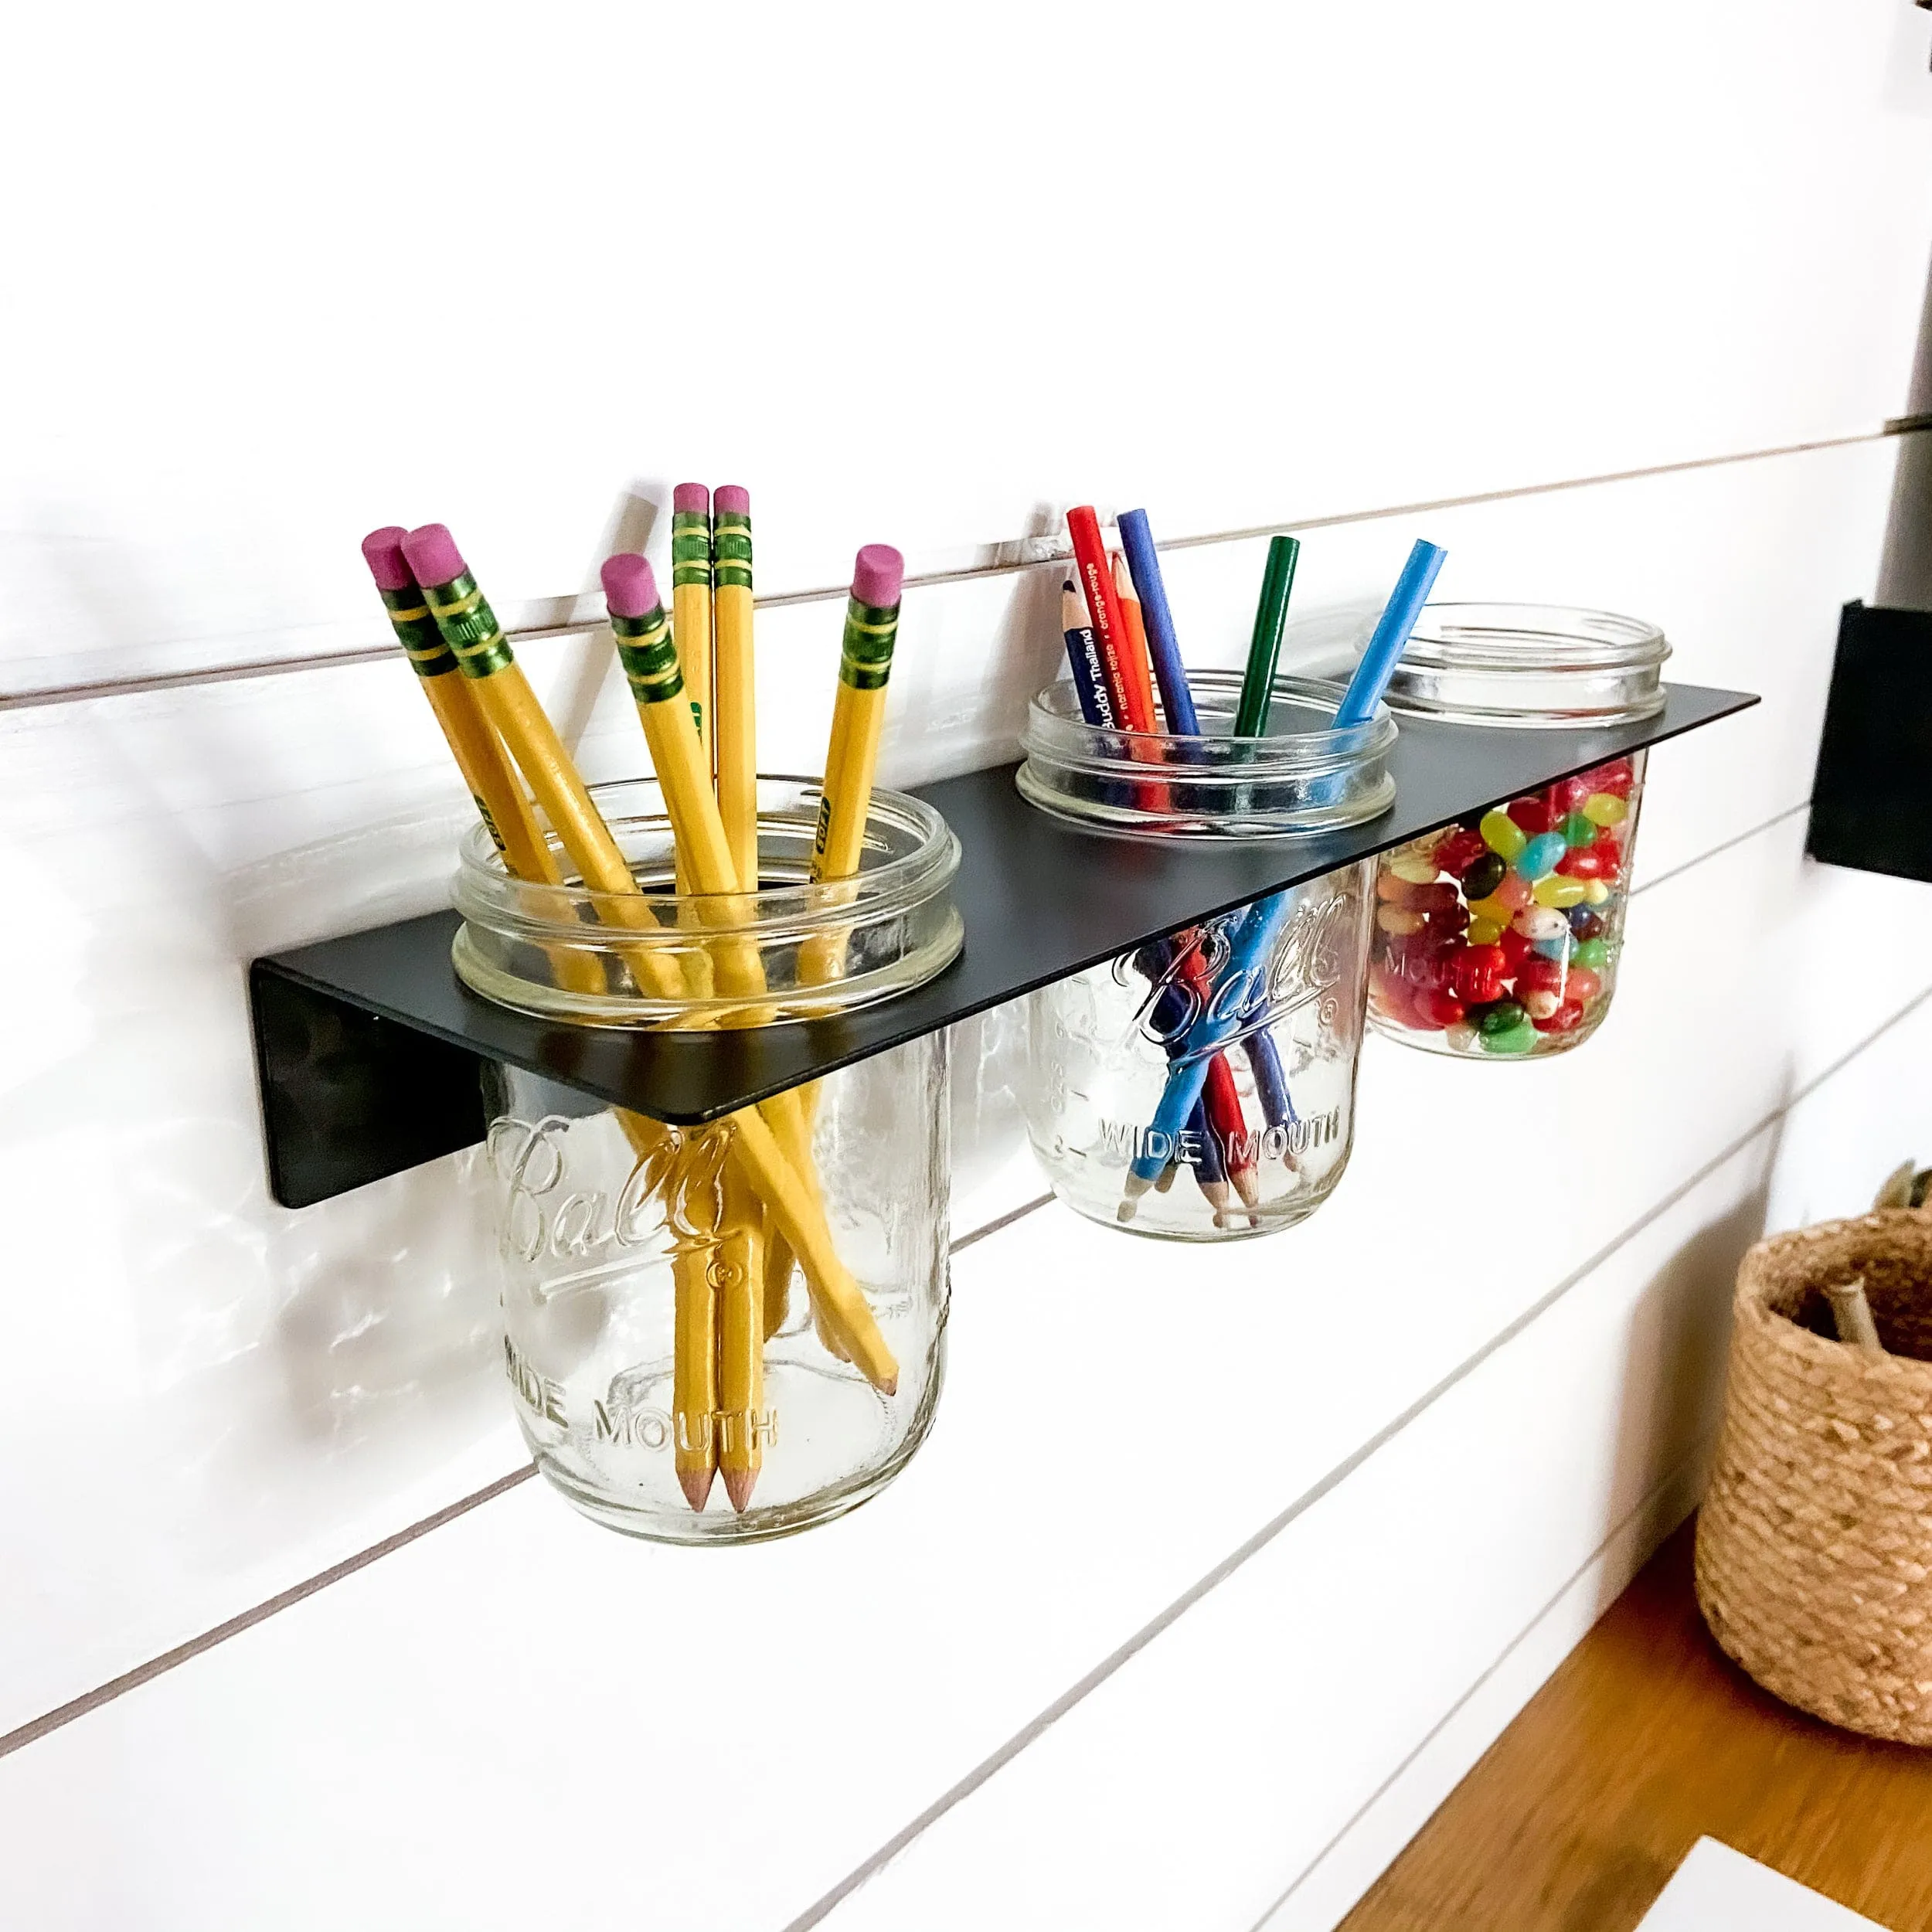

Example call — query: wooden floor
[1339,1519,1932,1931]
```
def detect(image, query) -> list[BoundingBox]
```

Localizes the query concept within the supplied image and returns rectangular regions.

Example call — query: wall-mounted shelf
[1807,601,1932,883]
[253,680,1755,1208]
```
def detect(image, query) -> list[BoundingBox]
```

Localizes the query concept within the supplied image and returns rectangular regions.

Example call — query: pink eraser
[401,523,467,587]
[601,553,660,619]
[715,485,750,515]
[851,543,904,608]
[672,481,709,515]
[360,526,414,591]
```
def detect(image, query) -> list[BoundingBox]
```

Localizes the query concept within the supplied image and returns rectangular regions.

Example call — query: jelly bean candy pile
[1367,757,1638,1056]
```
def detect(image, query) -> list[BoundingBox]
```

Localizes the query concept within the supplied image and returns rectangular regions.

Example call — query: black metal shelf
[253,680,1756,1207]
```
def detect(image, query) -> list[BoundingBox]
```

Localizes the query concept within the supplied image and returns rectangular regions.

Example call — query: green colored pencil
[1235,534,1301,737]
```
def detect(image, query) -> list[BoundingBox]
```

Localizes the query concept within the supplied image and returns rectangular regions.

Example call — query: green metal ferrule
[423,570,516,679]
[713,514,753,592]
[380,583,457,676]
[612,607,682,702]
[838,597,900,692]
[671,512,713,590]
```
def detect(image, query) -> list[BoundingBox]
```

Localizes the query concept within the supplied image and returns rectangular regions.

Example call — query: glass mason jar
[1366,604,1665,1059]
[485,1041,949,1544]
[1024,863,1375,1240]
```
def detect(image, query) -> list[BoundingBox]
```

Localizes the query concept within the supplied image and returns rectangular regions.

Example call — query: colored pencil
[1065,505,1152,731]
[1111,552,1161,731]
[1236,534,1300,737]
[713,484,759,886]
[1118,889,1300,1220]
[1332,539,1447,727]
[1117,509,1199,735]
[1060,580,1117,729]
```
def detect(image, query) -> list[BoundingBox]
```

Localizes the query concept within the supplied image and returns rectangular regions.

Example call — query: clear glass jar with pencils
[1027,864,1375,1239]
[359,503,958,1543]
[1366,604,1664,1060]
[1019,510,1444,1238]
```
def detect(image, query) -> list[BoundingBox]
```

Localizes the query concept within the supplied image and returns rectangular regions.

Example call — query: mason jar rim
[1383,602,1670,726]
[453,775,960,938]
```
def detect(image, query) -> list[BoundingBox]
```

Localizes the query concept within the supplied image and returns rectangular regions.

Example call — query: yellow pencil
[713,484,758,888]
[361,528,604,1000]
[811,545,906,885]
[714,1158,768,1511]
[671,483,714,774]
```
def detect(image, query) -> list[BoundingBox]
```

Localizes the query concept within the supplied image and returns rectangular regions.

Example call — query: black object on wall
[250,682,1755,1209]
[1806,602,1932,884]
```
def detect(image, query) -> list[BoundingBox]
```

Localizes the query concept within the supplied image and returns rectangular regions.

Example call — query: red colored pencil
[1066,505,1155,732]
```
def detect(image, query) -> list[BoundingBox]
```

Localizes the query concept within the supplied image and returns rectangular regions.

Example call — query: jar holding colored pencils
[1025,864,1376,1240]
[1366,605,1666,1060]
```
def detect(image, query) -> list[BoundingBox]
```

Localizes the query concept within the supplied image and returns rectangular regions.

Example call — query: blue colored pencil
[1332,539,1448,728]
[1118,889,1299,1219]
[1060,579,1117,729]
[1117,509,1199,734]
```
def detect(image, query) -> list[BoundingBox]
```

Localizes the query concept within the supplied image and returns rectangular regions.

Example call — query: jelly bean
[1376,904,1427,936]
[1425,902,1471,940]
[1573,937,1610,972]
[1583,792,1627,827]
[1533,998,1587,1036]
[1445,1021,1480,1053]
[1514,832,1566,881]
[1565,964,1603,1003]
[1506,795,1556,835]
[1496,926,1533,974]
[1479,998,1529,1036]
[1560,811,1596,848]
[1515,953,1569,997]
[1587,757,1637,798]
[1567,906,1604,940]
[1549,776,1591,815]
[1406,882,1463,917]
[1479,809,1527,860]
[1465,916,1502,946]
[1465,893,1511,927]
[1512,906,1569,942]
[1521,988,1563,1021]
[1450,943,1509,1005]
[1481,1019,1539,1056]
[1431,826,1490,879]
[1532,874,1586,908]
[1494,871,1534,912]
[1387,850,1439,886]
[1583,880,1612,906]
[1556,843,1613,879]
[1377,871,1417,903]
[1535,935,1572,959]
[1413,988,1466,1029]
[1369,968,1417,1026]
[1461,852,1506,900]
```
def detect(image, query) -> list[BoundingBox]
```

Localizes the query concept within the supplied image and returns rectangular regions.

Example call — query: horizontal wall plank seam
[1,428,1902,716]
[0,1198,1057,1763]
[776,975,1932,1932]
[1245,1445,1711,1932]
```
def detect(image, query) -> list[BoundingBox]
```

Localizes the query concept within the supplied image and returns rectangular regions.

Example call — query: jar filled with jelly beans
[1369,755,1643,1056]
[1366,604,1668,1060]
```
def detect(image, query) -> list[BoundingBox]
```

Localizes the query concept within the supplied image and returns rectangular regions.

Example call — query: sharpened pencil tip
[678,1467,716,1512]
[723,1469,757,1513]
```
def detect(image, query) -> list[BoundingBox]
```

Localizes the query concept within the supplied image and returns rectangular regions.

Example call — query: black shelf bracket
[253,681,1757,1209]
[1807,602,1932,884]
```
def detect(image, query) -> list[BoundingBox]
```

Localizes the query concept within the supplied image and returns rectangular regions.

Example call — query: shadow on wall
[1876,250,1932,610]
[1596,1097,1790,1618]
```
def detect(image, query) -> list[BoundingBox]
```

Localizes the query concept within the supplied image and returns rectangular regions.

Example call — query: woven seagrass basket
[1695,1210,1932,1744]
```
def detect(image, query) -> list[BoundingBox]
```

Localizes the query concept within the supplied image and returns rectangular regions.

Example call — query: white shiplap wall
[2,3,1930,1928]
